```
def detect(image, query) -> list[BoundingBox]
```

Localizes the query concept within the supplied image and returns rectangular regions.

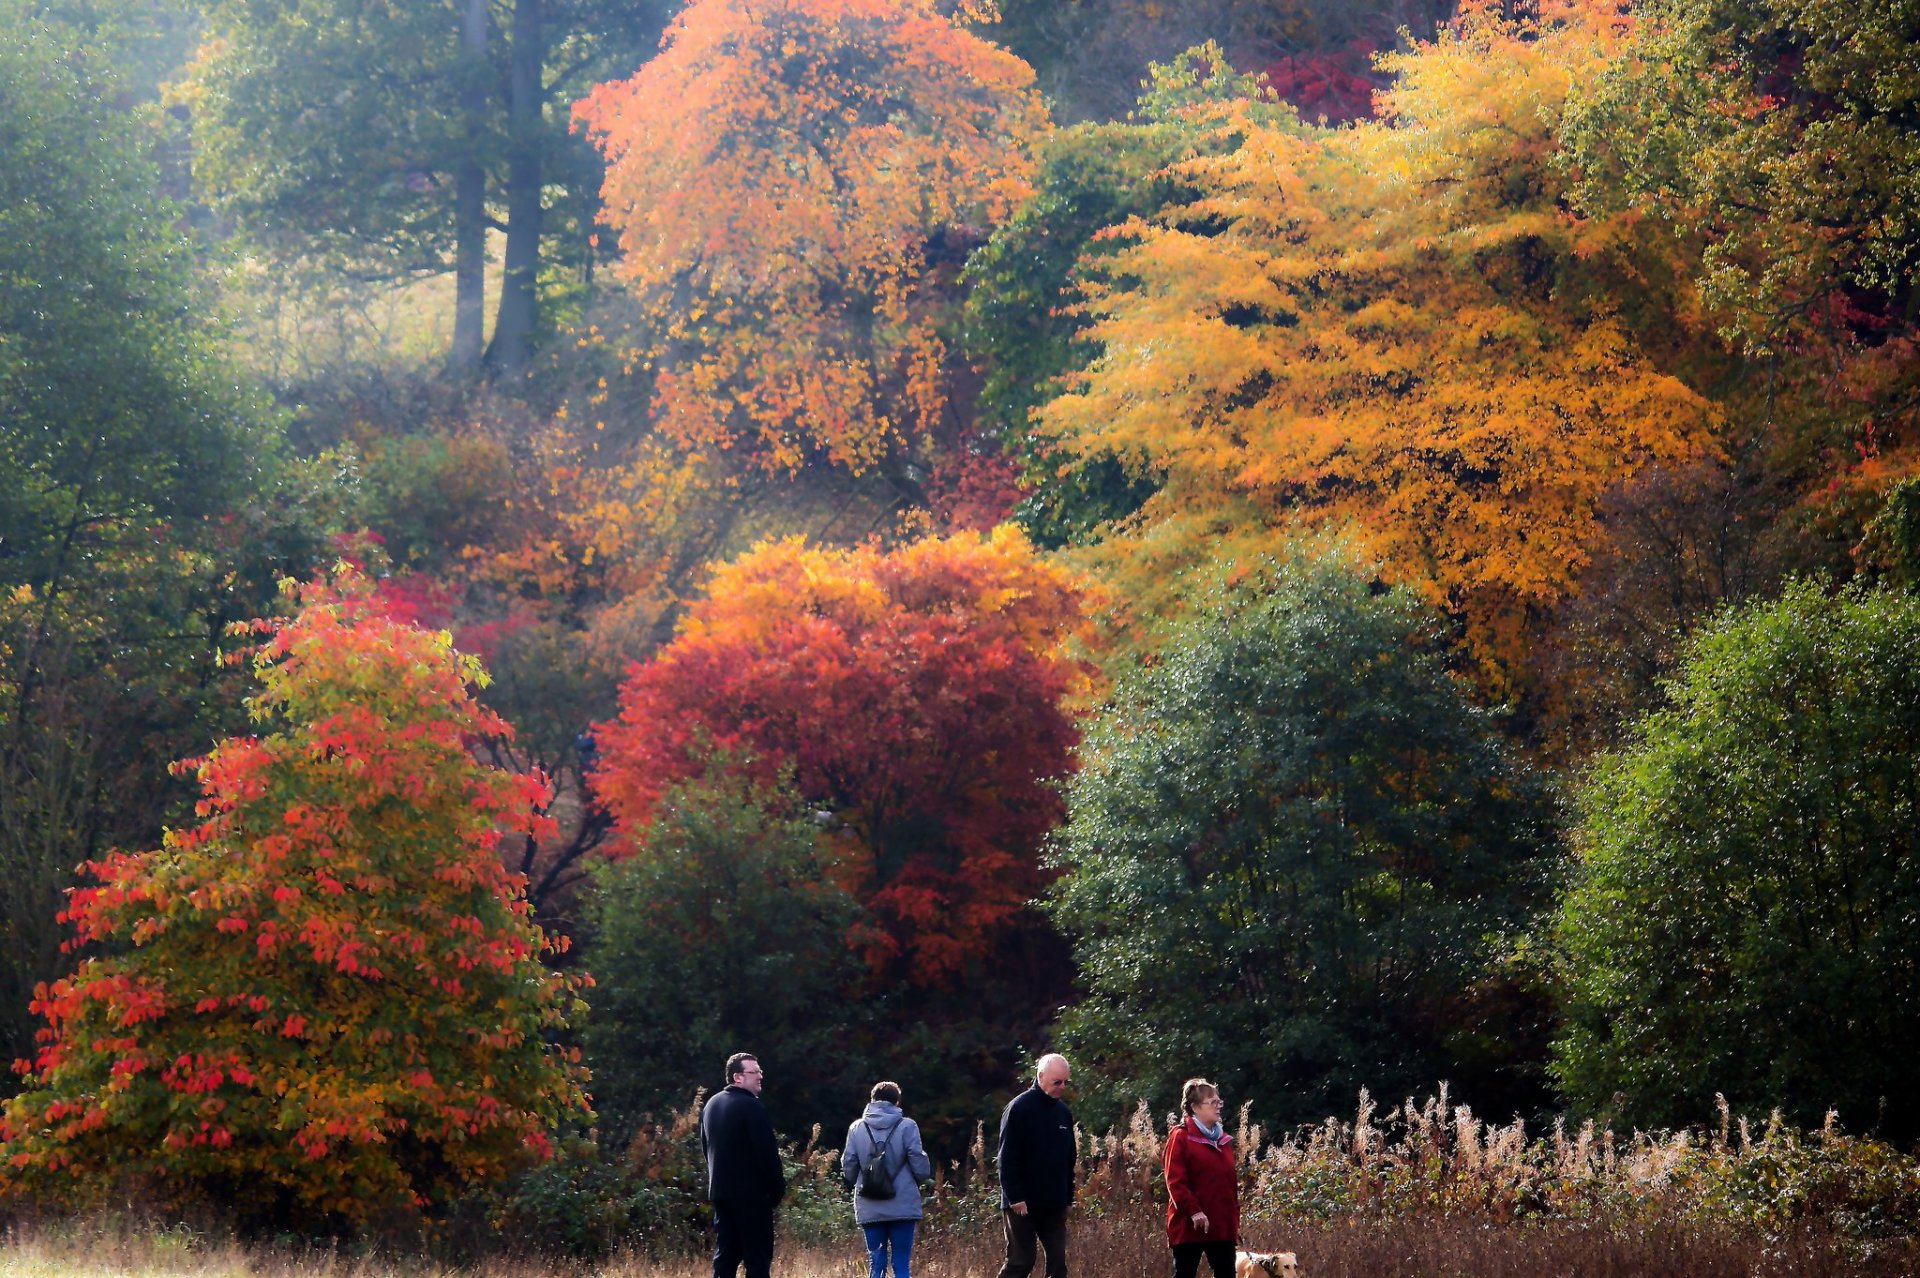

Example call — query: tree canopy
[580,762,868,1144]
[576,0,1048,491]
[1035,0,1715,692]
[1050,546,1549,1128]
[592,526,1090,987]
[1,12,261,594]
[1554,579,1920,1140]
[0,575,589,1227]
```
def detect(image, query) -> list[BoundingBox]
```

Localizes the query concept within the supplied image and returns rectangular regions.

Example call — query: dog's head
[1241,1252,1299,1277]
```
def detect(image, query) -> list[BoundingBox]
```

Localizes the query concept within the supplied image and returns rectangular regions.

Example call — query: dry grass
[4,1214,1916,1278]
[11,1088,1918,1276]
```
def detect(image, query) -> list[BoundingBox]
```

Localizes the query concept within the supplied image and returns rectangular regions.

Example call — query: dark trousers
[712,1199,775,1278]
[997,1206,1068,1278]
[1170,1241,1236,1278]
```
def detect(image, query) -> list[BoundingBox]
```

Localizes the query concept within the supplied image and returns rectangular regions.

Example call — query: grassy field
[5,1213,1918,1278]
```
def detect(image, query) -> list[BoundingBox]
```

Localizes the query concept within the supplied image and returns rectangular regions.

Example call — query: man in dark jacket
[995,1052,1076,1278]
[701,1051,787,1278]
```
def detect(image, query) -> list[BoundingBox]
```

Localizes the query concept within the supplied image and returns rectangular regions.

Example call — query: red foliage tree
[592,528,1090,986]
[0,572,589,1228]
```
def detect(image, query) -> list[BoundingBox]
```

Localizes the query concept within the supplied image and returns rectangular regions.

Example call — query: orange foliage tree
[592,527,1090,986]
[0,573,589,1228]
[1037,0,1716,691]
[574,0,1048,492]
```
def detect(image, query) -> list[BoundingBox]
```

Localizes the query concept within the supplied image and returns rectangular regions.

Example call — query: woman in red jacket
[1163,1077,1240,1278]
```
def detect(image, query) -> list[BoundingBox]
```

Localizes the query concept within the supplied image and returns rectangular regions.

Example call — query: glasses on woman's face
[1197,1097,1224,1109]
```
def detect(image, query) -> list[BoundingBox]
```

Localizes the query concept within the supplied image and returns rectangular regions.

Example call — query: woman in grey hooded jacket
[841,1081,934,1278]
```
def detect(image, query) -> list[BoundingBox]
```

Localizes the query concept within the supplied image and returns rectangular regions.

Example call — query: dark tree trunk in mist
[486,0,543,378]
[450,0,488,373]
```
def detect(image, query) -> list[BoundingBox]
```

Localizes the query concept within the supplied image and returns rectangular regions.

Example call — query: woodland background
[3,0,1920,1259]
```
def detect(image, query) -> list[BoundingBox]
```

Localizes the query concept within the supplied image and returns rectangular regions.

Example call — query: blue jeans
[862,1219,917,1278]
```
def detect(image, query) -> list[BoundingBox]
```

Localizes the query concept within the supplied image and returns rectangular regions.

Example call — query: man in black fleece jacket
[701,1052,786,1278]
[995,1052,1076,1278]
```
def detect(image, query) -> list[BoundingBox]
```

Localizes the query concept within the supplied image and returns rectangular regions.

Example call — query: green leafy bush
[1554,580,1920,1138]
[1049,546,1551,1129]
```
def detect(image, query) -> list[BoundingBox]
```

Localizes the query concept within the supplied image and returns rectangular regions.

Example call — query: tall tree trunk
[449,0,488,374]
[486,0,542,379]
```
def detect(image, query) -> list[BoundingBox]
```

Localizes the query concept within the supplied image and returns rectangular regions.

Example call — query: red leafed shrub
[0,571,589,1230]
[592,527,1092,987]
[1261,42,1382,124]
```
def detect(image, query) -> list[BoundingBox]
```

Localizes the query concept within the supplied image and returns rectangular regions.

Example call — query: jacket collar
[1183,1115,1232,1148]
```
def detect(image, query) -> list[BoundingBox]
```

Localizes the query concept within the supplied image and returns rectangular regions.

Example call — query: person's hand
[1190,1211,1210,1233]
[1010,1201,1029,1216]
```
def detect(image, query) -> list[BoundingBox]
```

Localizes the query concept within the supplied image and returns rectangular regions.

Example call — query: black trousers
[997,1206,1068,1278]
[1170,1240,1236,1278]
[712,1199,775,1278]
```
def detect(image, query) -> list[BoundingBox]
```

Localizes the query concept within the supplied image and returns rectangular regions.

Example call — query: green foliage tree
[960,44,1296,547]
[1857,476,1920,589]
[1553,579,1920,1140]
[186,0,672,374]
[1564,0,1920,358]
[24,0,200,104]
[0,6,300,1070]
[0,573,589,1228]
[0,8,260,602]
[580,762,869,1146]
[1048,545,1550,1129]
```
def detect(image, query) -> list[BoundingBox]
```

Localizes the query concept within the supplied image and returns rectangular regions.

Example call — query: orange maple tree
[574,0,1048,486]
[592,527,1091,985]
[0,572,589,1227]
[1038,0,1716,690]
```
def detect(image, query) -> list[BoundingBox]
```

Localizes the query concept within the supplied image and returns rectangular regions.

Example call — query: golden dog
[1234,1251,1298,1278]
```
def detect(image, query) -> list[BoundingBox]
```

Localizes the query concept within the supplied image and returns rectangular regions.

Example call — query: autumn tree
[1034,0,1716,692]
[1561,0,1920,551]
[575,0,1048,498]
[962,44,1298,547]
[592,527,1089,989]
[1049,546,1551,1130]
[0,574,588,1228]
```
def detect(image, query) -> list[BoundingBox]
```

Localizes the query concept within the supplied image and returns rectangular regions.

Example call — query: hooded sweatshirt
[841,1100,934,1224]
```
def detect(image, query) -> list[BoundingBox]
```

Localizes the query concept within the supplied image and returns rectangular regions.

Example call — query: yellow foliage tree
[1039,0,1716,690]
